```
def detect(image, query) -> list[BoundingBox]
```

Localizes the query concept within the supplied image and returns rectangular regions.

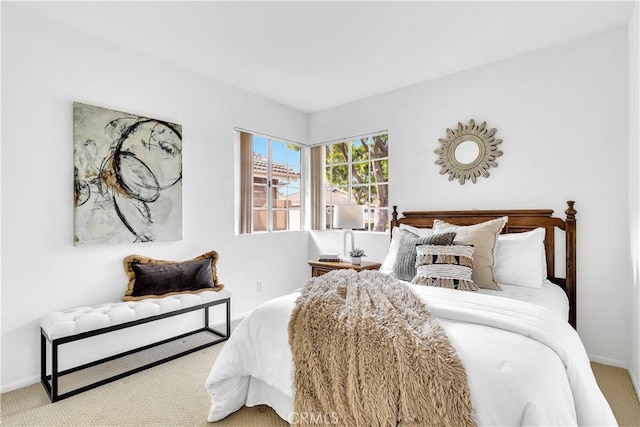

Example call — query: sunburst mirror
[434,119,503,185]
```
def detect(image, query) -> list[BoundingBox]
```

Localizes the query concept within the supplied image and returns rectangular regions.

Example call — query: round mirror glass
[434,119,503,184]
[455,140,480,164]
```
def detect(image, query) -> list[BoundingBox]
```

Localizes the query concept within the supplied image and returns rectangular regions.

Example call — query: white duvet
[205,285,616,426]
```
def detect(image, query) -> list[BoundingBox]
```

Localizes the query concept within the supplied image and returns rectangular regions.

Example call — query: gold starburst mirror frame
[435,119,503,185]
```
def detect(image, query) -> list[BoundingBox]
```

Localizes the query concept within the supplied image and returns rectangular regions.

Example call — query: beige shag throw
[288,269,475,427]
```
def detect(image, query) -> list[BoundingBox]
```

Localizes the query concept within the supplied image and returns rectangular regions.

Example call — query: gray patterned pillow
[391,229,456,281]
[412,244,479,291]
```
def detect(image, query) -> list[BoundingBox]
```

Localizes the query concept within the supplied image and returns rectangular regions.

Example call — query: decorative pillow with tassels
[391,229,457,281]
[411,244,479,291]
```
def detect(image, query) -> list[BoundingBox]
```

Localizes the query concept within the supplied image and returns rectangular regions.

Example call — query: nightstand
[308,260,382,277]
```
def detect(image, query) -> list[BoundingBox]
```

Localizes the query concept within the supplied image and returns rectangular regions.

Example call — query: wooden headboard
[390,201,577,328]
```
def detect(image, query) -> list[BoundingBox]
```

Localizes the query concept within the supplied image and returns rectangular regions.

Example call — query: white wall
[1,4,309,391]
[310,28,631,367]
[628,1,640,396]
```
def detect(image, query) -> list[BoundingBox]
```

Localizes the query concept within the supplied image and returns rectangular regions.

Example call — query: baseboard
[588,354,628,369]
[1,375,40,394]
[630,370,640,402]
[232,311,250,323]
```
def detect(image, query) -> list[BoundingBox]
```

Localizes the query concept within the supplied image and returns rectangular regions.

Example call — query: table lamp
[333,204,365,261]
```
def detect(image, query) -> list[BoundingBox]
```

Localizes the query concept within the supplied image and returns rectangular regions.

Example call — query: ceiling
[14,1,636,112]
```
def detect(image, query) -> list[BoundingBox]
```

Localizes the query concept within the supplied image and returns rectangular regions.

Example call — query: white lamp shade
[333,204,365,229]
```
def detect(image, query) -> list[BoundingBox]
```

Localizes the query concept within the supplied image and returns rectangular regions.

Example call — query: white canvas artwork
[73,102,182,245]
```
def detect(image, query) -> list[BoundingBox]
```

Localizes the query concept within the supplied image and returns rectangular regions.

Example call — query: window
[323,133,389,232]
[238,131,303,233]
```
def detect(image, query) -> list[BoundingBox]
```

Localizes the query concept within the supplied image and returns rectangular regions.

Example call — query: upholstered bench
[40,289,231,402]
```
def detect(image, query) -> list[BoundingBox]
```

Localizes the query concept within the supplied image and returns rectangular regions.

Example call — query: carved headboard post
[565,201,577,328]
[391,206,399,239]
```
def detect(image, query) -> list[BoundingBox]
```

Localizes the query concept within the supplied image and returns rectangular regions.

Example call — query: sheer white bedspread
[205,285,616,426]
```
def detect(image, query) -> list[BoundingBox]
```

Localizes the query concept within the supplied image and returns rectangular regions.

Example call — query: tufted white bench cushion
[39,289,232,341]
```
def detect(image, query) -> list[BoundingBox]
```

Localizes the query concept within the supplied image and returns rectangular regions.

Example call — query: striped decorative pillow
[433,217,507,290]
[391,229,456,281]
[411,244,479,291]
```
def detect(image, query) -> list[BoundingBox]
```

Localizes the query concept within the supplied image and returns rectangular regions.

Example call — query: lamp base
[343,229,355,260]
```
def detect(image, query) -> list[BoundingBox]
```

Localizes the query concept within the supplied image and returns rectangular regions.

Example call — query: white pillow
[494,228,546,288]
[380,226,433,274]
[399,223,433,236]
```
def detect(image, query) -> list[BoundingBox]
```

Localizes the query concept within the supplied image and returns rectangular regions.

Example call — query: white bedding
[205,284,615,426]
[480,279,570,321]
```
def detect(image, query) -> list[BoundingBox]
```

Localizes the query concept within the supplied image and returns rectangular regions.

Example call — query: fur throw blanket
[289,269,475,426]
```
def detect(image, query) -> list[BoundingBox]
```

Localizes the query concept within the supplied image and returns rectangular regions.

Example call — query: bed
[387,202,577,328]
[205,201,617,426]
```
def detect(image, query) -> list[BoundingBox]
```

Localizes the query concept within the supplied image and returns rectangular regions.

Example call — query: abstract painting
[73,102,182,245]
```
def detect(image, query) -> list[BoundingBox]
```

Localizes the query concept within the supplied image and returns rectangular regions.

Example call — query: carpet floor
[1,337,638,426]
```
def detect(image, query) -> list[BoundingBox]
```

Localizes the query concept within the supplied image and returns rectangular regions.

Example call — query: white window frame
[320,131,389,232]
[236,128,305,234]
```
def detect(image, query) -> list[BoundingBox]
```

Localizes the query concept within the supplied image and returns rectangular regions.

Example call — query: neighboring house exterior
[252,152,301,231]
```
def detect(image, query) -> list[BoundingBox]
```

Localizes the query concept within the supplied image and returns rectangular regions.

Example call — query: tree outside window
[324,133,389,232]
